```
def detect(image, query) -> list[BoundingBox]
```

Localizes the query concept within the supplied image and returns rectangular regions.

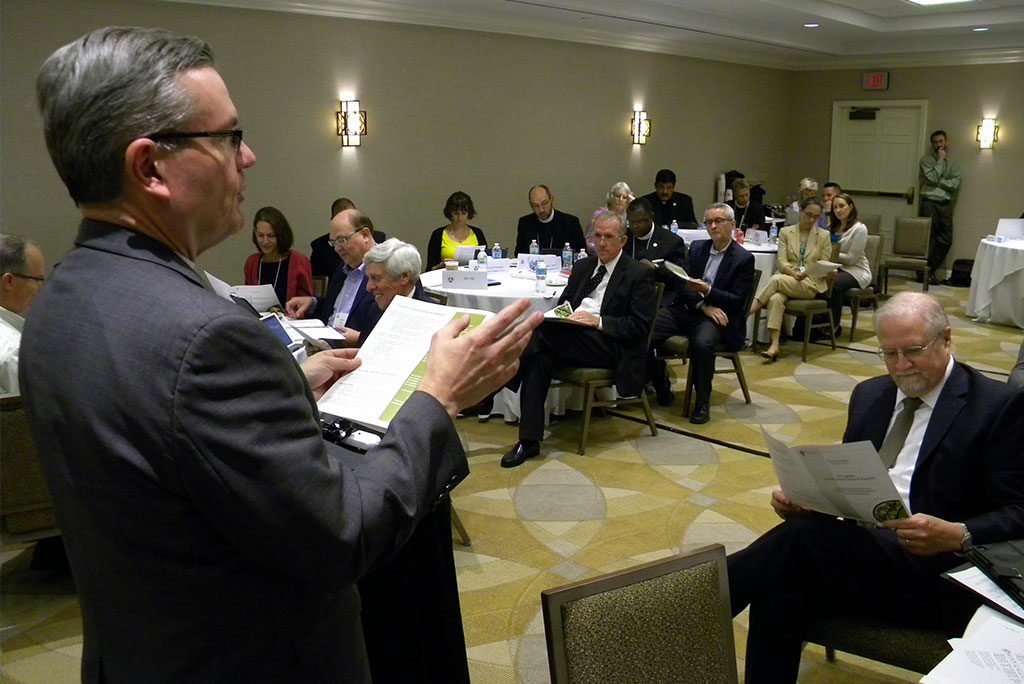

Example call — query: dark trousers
[919,198,954,272]
[516,322,617,441]
[827,270,859,332]
[727,515,978,684]
[651,305,724,408]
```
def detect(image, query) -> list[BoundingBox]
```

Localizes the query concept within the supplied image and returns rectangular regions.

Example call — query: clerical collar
[538,211,555,224]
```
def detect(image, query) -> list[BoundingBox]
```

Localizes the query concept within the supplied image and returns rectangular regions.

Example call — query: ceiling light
[905,0,976,6]
[973,27,989,31]
[804,23,819,28]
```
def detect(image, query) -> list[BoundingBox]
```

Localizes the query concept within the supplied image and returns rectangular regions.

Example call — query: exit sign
[862,72,889,90]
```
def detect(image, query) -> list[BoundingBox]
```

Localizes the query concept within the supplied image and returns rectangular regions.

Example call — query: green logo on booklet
[872,500,908,522]
[550,302,573,319]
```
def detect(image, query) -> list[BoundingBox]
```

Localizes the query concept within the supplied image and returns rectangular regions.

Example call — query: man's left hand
[567,311,600,327]
[301,348,361,400]
[701,305,728,326]
[883,514,964,556]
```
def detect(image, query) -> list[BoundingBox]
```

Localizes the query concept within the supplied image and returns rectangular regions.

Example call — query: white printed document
[206,271,282,311]
[922,605,1024,683]
[663,261,690,280]
[761,428,909,524]
[317,296,492,430]
[805,260,841,279]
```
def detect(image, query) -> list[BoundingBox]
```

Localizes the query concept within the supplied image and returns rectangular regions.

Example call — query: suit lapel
[601,255,628,315]
[862,383,898,450]
[916,363,968,469]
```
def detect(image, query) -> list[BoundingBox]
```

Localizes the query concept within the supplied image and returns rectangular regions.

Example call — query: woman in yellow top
[749,198,831,361]
[426,191,487,269]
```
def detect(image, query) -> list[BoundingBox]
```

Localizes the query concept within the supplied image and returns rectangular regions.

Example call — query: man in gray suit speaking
[23,27,541,684]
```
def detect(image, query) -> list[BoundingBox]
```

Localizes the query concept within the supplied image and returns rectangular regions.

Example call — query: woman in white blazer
[826,193,871,337]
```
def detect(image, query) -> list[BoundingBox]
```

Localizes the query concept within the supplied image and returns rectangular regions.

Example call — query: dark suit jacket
[642,191,697,229]
[624,226,688,305]
[20,219,467,684]
[673,239,755,351]
[843,362,1024,545]
[558,253,655,395]
[314,262,376,328]
[726,200,767,231]
[514,209,585,255]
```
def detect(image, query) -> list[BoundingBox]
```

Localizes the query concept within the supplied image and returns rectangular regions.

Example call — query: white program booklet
[316,296,493,430]
[206,271,282,311]
[761,428,909,524]
[805,260,842,279]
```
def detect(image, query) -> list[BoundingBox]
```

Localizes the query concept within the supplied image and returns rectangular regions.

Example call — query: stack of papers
[922,605,1024,683]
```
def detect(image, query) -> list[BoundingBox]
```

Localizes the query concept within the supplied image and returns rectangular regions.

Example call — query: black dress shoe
[501,440,540,468]
[689,405,710,425]
[653,370,675,407]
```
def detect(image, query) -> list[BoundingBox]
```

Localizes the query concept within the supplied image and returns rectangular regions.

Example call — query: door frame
[828,99,930,192]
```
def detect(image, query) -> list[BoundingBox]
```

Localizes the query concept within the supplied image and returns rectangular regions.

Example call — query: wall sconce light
[977,117,998,149]
[631,109,650,145]
[337,100,367,147]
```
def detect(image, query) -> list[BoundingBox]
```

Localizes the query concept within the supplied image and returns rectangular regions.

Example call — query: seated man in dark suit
[287,208,378,345]
[725,178,766,233]
[502,211,655,468]
[649,203,754,421]
[641,168,697,230]
[623,197,687,307]
[514,185,586,255]
[728,291,1024,684]
[310,197,387,277]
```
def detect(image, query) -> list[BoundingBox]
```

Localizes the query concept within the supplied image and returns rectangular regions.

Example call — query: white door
[829,100,929,257]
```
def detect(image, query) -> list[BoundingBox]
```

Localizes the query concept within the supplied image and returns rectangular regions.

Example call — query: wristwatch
[959,523,973,553]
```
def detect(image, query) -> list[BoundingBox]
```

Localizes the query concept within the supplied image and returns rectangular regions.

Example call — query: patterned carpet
[2,278,1021,683]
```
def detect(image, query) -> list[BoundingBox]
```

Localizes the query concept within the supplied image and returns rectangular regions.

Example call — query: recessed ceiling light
[804,23,819,28]
[973,26,989,31]
[906,0,976,6]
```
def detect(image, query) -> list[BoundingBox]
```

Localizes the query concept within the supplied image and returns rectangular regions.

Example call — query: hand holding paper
[419,298,543,419]
[302,348,361,400]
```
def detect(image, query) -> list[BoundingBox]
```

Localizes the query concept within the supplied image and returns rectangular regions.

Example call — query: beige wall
[789,64,1024,266]
[1,0,793,282]
[2,0,1020,280]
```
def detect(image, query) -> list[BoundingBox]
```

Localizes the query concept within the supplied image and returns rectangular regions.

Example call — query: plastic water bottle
[769,225,778,245]
[575,248,587,263]
[535,260,547,293]
[492,242,503,259]
[734,226,744,244]
[476,247,487,271]
[670,219,679,234]
[561,243,573,272]
[529,239,539,255]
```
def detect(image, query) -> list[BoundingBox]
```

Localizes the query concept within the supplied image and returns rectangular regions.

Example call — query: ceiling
[168,0,1024,70]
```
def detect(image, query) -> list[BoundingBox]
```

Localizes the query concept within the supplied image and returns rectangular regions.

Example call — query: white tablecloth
[419,268,563,316]
[743,242,778,343]
[966,239,1024,328]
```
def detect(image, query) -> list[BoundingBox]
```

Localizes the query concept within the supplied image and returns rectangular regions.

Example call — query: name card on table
[516,254,561,273]
[486,258,511,273]
[443,269,488,289]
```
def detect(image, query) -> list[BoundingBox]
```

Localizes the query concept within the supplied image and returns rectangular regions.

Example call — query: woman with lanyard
[243,206,313,311]
[748,198,831,361]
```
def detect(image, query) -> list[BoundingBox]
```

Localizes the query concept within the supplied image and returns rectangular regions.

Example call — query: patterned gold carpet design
[2,280,1021,683]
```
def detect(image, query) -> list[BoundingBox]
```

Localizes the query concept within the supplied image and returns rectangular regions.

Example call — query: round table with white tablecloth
[741,241,778,343]
[966,239,1024,329]
[419,267,563,316]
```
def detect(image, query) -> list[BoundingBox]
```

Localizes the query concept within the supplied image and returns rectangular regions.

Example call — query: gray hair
[875,292,950,339]
[606,181,632,205]
[36,26,214,205]
[0,234,30,275]
[363,238,421,283]
[798,177,819,193]
[799,197,824,213]
[705,202,735,221]
[594,210,627,237]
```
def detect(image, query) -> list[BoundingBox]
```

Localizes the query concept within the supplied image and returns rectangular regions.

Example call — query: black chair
[805,613,951,675]
[881,216,932,293]
[542,544,737,684]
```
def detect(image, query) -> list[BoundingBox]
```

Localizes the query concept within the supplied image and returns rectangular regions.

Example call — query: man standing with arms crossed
[24,26,540,683]
[919,130,961,285]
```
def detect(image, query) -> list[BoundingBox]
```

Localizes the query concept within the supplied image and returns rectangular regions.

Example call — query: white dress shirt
[886,355,955,511]
[576,251,623,329]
